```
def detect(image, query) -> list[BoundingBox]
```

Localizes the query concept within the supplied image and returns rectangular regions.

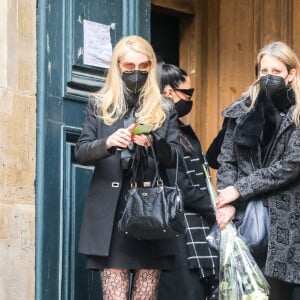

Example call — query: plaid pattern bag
[185,212,218,278]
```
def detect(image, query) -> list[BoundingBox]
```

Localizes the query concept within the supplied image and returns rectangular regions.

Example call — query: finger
[117,130,132,143]
[114,135,131,148]
[216,212,225,223]
[132,135,149,146]
[217,201,223,209]
[216,210,222,219]
[121,129,133,139]
[131,135,142,144]
[217,220,225,230]
[140,134,150,146]
[127,123,136,131]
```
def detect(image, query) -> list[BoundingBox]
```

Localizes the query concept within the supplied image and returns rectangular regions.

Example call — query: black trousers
[268,277,300,300]
[157,235,218,300]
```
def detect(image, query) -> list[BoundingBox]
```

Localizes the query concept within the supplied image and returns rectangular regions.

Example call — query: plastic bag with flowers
[202,164,270,300]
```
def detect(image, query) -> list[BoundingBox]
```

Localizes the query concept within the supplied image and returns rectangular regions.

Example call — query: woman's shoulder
[89,93,101,106]
[222,96,251,119]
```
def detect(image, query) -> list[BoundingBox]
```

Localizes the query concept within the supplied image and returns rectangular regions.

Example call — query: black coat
[158,123,218,300]
[176,124,215,218]
[206,117,229,169]
[74,101,180,256]
[218,97,300,284]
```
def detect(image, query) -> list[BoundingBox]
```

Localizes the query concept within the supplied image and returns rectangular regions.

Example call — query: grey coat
[217,97,300,284]
[74,100,180,257]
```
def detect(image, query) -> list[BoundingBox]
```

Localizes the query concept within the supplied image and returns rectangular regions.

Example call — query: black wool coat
[168,123,218,273]
[158,123,218,300]
[74,100,180,257]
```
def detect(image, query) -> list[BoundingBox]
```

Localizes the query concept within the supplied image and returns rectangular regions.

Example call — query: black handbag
[118,140,186,240]
[207,198,269,256]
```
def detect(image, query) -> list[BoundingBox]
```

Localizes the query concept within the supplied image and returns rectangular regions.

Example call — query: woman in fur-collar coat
[216,42,300,300]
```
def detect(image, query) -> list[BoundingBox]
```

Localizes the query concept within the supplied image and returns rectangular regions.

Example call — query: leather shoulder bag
[118,138,186,240]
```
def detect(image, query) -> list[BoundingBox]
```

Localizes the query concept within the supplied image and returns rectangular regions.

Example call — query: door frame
[36,0,47,296]
[151,0,206,141]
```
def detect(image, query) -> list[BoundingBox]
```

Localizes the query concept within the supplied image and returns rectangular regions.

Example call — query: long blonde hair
[92,35,166,130]
[246,41,300,126]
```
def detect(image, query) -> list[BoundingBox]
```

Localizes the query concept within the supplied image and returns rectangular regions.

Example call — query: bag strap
[130,135,179,187]
[146,135,161,186]
[146,135,179,187]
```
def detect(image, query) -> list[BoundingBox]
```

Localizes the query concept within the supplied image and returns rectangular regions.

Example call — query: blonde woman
[216,41,300,300]
[75,35,180,299]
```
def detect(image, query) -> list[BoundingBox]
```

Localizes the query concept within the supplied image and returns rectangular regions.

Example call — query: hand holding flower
[131,133,152,147]
[216,204,236,230]
[106,126,133,149]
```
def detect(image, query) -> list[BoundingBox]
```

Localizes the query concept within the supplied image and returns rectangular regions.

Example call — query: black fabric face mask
[259,74,295,112]
[259,74,286,97]
[122,71,148,94]
[175,99,193,117]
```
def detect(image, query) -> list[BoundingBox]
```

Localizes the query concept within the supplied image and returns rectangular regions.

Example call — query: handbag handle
[131,135,179,187]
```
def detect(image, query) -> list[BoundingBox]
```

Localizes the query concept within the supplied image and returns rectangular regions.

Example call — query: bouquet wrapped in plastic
[202,164,270,300]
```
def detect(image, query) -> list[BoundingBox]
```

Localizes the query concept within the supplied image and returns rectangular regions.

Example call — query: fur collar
[224,91,294,148]
[233,91,279,147]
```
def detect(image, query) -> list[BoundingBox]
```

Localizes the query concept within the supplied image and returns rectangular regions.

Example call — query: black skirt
[86,170,174,271]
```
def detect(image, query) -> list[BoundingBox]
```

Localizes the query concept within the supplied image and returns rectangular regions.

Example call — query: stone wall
[0,1,36,298]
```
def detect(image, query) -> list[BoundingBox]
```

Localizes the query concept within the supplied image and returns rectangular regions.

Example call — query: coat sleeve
[235,127,300,199]
[179,163,215,222]
[206,117,229,169]
[152,105,180,168]
[216,118,239,189]
[74,103,114,165]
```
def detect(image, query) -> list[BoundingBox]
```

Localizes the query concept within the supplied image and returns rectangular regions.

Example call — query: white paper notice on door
[83,20,112,68]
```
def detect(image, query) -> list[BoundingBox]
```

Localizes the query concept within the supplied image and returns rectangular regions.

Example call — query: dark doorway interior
[151,10,179,65]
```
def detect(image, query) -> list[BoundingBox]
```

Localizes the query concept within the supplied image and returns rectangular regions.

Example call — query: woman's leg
[267,277,292,300]
[100,268,130,300]
[131,269,161,300]
[292,284,300,300]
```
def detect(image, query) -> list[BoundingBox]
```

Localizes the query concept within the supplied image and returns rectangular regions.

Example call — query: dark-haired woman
[157,63,236,300]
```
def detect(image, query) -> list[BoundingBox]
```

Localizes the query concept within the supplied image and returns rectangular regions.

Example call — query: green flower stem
[202,164,217,212]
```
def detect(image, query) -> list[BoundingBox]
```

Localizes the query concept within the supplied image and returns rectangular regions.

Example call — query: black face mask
[122,71,148,93]
[175,99,193,117]
[259,74,286,97]
[259,74,294,112]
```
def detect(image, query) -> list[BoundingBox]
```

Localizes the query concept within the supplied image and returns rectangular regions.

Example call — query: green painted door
[36,1,150,299]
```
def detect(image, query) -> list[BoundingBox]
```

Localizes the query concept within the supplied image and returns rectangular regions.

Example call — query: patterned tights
[100,268,161,300]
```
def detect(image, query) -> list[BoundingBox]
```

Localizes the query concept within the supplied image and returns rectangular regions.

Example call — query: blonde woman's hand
[106,126,133,149]
[216,186,240,208]
[131,133,152,147]
[216,204,236,230]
